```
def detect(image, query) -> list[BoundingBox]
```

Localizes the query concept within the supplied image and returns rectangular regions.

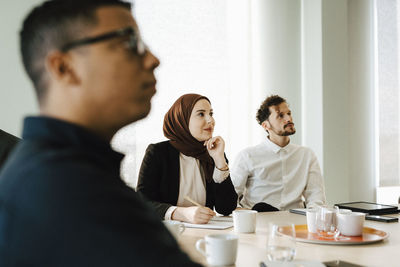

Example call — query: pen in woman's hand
[184,195,216,216]
[184,196,202,207]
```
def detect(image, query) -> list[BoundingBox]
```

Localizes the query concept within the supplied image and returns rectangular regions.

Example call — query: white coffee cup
[306,207,318,233]
[196,234,238,266]
[338,208,352,214]
[232,210,257,233]
[337,212,365,236]
[163,220,185,239]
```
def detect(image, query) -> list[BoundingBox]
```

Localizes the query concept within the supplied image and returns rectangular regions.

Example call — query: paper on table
[183,216,233,229]
[211,216,233,222]
[262,260,325,267]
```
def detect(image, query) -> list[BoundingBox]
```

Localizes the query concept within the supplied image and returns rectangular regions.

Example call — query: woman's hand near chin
[204,136,228,170]
[172,206,216,224]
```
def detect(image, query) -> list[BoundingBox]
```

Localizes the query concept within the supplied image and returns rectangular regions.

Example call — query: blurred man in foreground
[0,0,201,266]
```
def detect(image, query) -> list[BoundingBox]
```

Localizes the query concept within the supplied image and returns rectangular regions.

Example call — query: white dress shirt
[231,138,326,210]
[164,153,229,219]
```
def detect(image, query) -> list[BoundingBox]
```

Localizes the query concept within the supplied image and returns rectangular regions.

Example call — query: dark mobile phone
[323,260,365,267]
[365,214,398,222]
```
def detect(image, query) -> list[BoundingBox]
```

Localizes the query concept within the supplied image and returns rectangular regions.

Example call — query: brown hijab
[163,94,214,182]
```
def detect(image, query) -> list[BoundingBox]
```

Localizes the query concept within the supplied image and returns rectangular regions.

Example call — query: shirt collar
[265,136,292,154]
[22,116,124,164]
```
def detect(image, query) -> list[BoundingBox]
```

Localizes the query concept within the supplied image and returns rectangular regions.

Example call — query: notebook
[182,216,233,229]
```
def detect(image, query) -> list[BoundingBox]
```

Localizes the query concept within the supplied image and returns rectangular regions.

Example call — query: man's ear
[261,120,270,132]
[45,51,80,86]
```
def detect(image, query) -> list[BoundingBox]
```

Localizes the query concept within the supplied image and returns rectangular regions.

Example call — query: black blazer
[137,141,238,219]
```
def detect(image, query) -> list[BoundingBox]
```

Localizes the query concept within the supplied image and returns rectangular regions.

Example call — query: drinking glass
[316,206,340,239]
[266,222,296,262]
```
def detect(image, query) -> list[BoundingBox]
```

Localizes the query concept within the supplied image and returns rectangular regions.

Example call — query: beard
[270,123,296,136]
[280,129,296,136]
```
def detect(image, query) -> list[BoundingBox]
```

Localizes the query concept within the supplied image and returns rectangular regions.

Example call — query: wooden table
[178,211,400,267]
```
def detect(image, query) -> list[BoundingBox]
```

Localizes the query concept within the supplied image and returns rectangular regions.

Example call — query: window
[111,0,252,188]
[375,0,400,203]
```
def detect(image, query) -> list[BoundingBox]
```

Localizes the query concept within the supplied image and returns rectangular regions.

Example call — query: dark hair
[256,95,287,125]
[20,0,132,102]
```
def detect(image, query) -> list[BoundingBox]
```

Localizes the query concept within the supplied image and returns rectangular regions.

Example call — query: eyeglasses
[60,27,147,55]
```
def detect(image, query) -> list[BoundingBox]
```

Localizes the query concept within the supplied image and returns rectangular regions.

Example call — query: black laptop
[335,201,398,215]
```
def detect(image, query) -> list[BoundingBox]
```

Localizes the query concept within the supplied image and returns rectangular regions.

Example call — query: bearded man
[231,95,326,211]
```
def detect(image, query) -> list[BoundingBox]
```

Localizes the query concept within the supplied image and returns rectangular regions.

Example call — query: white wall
[251,0,302,146]
[252,0,376,204]
[0,1,40,137]
[321,0,375,203]
[320,0,351,203]
[347,0,375,201]
[301,0,323,169]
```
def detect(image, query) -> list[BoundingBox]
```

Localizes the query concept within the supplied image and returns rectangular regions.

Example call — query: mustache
[284,122,294,127]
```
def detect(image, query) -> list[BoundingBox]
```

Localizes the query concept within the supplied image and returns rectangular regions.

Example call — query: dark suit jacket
[0,129,19,169]
[137,141,238,219]
[0,117,201,267]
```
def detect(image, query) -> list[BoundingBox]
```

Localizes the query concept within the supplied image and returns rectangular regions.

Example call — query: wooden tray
[280,224,388,245]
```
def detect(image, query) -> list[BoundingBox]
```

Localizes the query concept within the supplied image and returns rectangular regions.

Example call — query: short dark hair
[256,95,287,125]
[20,0,132,102]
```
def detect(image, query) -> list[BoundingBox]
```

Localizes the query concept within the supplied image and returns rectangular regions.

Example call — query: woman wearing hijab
[137,94,238,224]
